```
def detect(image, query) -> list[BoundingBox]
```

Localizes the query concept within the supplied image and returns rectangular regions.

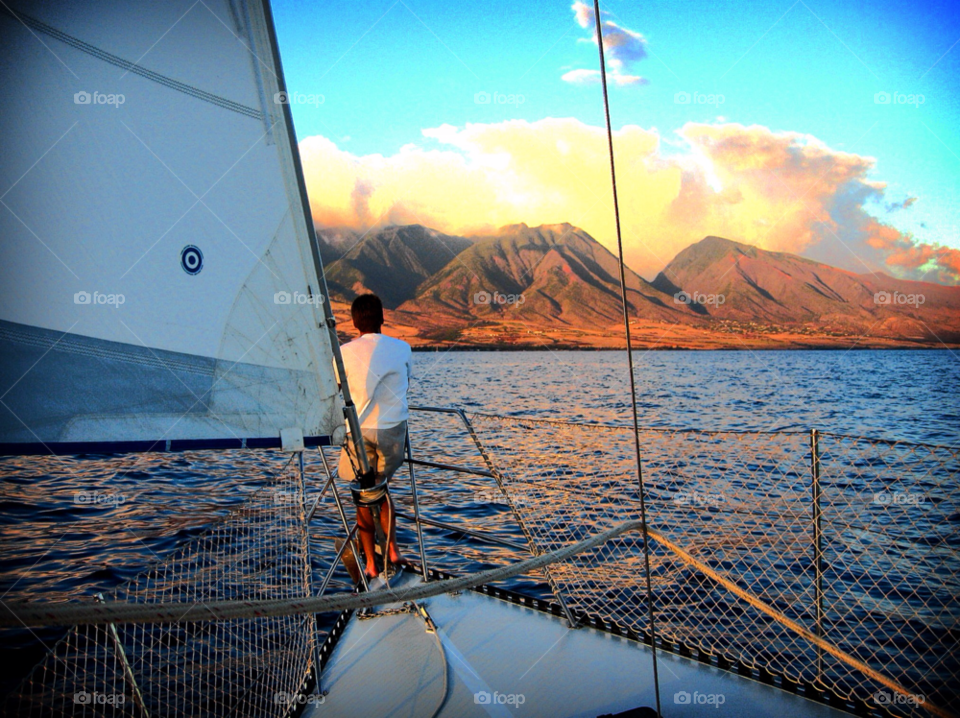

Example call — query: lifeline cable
[1,519,647,627]
[591,1,662,715]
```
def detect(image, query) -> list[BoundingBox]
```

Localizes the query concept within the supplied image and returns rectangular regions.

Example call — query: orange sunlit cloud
[299,118,959,284]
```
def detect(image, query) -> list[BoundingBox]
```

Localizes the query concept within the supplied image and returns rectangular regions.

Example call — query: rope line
[0,5,264,121]
[646,528,952,718]
[0,520,645,628]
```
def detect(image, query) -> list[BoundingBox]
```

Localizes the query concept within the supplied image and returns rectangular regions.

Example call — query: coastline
[406,344,960,351]
[330,300,960,352]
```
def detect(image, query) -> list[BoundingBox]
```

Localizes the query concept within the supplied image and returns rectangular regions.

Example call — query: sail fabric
[0,0,344,451]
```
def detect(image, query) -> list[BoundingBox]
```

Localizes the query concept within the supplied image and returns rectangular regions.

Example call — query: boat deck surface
[307,574,852,718]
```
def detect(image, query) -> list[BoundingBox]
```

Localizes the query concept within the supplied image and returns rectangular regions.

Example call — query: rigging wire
[590,1,662,714]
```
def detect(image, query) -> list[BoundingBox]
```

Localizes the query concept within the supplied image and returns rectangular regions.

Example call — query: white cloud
[561,68,600,84]
[612,73,646,86]
[565,2,648,86]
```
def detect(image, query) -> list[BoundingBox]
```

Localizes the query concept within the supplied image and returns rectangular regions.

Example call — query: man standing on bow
[336,293,412,579]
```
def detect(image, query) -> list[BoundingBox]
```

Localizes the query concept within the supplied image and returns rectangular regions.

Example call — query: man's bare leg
[356,506,379,578]
[382,494,405,565]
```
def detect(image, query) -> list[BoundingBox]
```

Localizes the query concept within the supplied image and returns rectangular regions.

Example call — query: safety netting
[2,455,315,718]
[462,413,959,718]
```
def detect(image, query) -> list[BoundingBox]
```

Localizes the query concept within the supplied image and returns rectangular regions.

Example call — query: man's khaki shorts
[338,421,407,484]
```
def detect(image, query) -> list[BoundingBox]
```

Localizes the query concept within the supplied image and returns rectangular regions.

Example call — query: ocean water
[410,349,960,443]
[0,349,957,698]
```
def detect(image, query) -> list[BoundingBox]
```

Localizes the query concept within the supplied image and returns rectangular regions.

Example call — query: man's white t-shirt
[336,333,412,429]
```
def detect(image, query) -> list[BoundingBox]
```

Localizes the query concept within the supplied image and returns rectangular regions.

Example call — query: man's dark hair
[351,294,384,333]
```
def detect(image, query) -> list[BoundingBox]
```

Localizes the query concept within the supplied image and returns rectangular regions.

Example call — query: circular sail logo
[180,245,203,275]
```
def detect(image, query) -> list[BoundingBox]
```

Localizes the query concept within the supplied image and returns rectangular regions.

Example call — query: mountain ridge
[318,224,960,348]
[320,224,472,308]
[396,222,699,328]
[656,235,960,337]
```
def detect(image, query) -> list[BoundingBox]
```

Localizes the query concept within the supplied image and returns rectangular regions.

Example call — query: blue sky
[273,0,960,279]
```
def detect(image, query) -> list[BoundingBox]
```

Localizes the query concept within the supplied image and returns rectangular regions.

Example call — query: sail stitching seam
[1,6,264,121]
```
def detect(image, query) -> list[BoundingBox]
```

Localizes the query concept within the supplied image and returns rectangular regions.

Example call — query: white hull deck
[310,574,853,718]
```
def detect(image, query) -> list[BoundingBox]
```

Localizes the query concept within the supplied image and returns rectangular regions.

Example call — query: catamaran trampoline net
[454,413,959,718]
[2,455,315,718]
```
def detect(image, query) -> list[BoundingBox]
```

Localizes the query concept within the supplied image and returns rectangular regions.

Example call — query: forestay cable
[590,1,663,715]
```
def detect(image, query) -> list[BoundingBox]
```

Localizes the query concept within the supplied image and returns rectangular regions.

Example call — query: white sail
[0,0,345,452]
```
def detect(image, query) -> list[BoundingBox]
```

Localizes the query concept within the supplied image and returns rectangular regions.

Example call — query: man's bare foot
[390,554,409,566]
[365,565,378,579]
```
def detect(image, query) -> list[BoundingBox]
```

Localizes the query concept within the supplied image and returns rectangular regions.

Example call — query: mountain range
[317,224,960,349]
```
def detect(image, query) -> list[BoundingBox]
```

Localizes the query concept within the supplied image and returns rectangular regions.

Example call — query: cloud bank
[299,118,959,285]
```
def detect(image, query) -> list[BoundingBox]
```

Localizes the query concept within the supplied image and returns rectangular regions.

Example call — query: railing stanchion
[318,447,370,593]
[811,428,825,683]
[405,426,430,581]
